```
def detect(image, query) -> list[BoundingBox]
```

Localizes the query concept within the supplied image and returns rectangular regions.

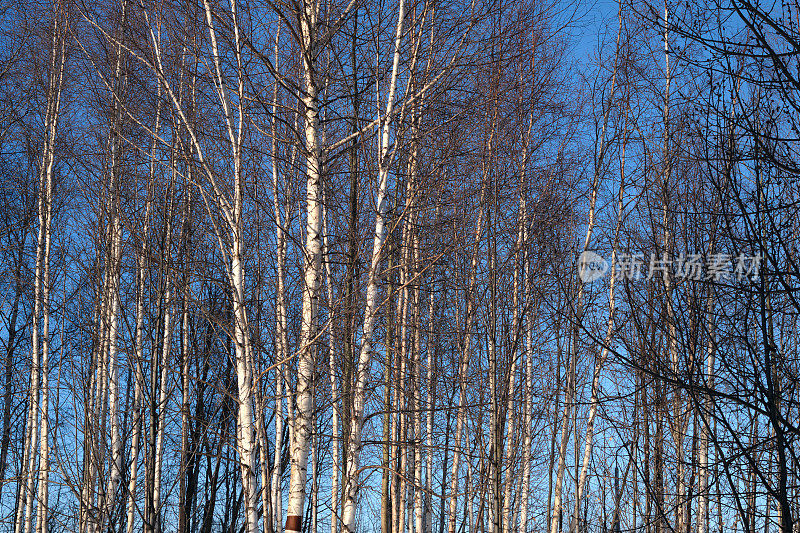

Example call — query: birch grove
[1,0,800,532]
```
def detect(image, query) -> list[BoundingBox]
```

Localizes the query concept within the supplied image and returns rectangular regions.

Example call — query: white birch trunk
[126,222,149,533]
[339,0,407,528]
[16,6,65,533]
[126,96,158,533]
[568,10,624,531]
[322,196,340,533]
[271,29,288,530]
[518,252,534,533]
[449,106,496,533]
[413,232,424,533]
[425,286,435,533]
[515,110,535,533]
[698,296,715,533]
[102,8,128,521]
[286,0,325,528]
[152,259,172,526]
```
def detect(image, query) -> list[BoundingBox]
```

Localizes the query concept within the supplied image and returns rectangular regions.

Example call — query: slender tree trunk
[271,29,289,531]
[127,93,159,533]
[448,148,491,533]
[285,0,326,528]
[569,16,625,530]
[339,1,408,528]
[698,293,715,533]
[16,5,65,533]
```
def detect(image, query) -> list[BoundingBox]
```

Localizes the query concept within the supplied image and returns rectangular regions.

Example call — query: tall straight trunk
[151,195,174,533]
[88,227,111,533]
[311,391,319,533]
[391,317,401,533]
[394,237,410,533]
[100,174,124,533]
[126,94,159,533]
[514,105,536,533]
[178,189,194,533]
[546,318,563,533]
[569,17,625,530]
[448,119,493,533]
[16,5,65,533]
[404,91,424,533]
[425,285,437,533]
[101,6,129,526]
[126,218,150,533]
[413,229,424,533]
[339,1,407,528]
[382,249,397,533]
[271,28,289,532]
[285,0,325,528]
[488,206,501,533]
[322,192,340,533]
[698,292,715,533]
[518,252,535,533]
[342,9,361,467]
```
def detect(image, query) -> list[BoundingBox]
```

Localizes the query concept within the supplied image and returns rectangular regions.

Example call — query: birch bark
[339,1,408,528]
[285,0,326,528]
[16,4,65,533]
[568,9,624,531]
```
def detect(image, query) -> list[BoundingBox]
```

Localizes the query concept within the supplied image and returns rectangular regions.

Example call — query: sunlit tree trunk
[284,0,327,527]
[569,9,624,531]
[15,4,65,533]
[323,197,340,533]
[339,1,407,528]
[101,6,129,527]
[698,295,715,533]
[448,127,492,533]
[126,91,158,533]
[271,29,289,530]
[151,182,175,533]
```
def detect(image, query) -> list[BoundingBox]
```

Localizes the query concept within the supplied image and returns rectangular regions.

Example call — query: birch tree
[14,3,66,533]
